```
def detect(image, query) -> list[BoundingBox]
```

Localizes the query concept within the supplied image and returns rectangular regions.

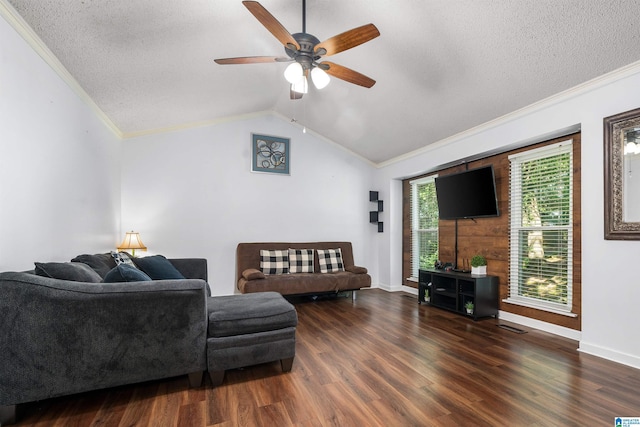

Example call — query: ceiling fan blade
[214,56,291,64]
[322,62,376,88]
[242,1,300,50]
[315,23,380,56]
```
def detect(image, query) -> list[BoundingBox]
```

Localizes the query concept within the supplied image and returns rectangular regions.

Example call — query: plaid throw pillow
[260,249,289,275]
[317,248,345,273]
[288,248,314,273]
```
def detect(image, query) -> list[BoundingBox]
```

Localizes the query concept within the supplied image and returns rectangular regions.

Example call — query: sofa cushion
[103,264,152,282]
[133,255,186,280]
[317,248,345,273]
[70,253,117,278]
[288,248,314,273]
[260,250,289,275]
[34,262,103,283]
[207,292,297,338]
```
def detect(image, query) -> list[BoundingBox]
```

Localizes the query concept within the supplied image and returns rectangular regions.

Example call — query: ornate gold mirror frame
[604,106,640,239]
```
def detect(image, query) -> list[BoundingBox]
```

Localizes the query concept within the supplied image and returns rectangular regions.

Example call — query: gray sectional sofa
[0,253,297,425]
[0,255,209,425]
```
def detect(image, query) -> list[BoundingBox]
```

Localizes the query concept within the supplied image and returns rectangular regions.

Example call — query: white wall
[374,63,640,369]
[120,115,377,296]
[0,13,121,271]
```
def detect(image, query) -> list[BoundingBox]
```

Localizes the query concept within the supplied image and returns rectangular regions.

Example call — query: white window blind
[409,175,438,280]
[507,140,574,315]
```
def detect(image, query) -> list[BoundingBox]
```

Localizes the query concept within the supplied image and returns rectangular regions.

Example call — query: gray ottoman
[206,292,298,386]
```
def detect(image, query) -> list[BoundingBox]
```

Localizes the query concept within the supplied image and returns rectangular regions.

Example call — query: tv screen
[435,165,500,220]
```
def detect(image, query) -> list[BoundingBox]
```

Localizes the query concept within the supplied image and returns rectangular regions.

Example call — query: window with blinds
[409,175,439,280]
[507,140,574,315]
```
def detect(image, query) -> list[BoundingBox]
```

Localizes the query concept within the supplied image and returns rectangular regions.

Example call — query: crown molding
[0,0,122,138]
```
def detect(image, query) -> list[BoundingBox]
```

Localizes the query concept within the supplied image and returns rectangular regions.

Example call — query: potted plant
[470,255,487,276]
[424,288,430,303]
[465,300,474,315]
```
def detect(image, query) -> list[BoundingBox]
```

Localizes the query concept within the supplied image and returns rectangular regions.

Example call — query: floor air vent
[498,324,527,334]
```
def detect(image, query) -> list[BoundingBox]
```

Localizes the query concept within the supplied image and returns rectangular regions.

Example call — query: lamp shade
[117,231,147,256]
[284,62,304,84]
[311,67,330,89]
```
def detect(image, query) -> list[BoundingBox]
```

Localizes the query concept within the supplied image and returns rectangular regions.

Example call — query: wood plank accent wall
[402,132,581,330]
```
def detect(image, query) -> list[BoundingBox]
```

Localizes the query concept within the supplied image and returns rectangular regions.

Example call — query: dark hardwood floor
[13,289,640,426]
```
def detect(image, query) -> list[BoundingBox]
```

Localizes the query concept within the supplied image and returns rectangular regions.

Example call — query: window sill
[502,298,578,318]
[406,277,418,283]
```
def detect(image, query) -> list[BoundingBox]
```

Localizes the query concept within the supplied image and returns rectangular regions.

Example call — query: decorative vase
[466,308,473,315]
[471,265,487,276]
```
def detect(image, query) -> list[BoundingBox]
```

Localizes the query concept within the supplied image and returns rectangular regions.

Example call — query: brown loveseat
[236,242,371,297]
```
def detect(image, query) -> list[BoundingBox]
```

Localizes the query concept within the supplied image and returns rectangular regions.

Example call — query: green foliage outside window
[517,152,571,304]
[416,180,439,269]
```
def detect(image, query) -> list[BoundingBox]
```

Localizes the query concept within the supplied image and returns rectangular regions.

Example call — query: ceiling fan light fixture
[311,67,330,89]
[284,62,304,84]
[292,76,308,94]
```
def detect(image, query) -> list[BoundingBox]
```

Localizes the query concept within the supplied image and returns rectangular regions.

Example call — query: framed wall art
[251,133,290,175]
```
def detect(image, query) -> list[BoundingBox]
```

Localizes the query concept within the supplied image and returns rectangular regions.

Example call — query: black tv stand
[418,269,499,320]
[452,268,470,273]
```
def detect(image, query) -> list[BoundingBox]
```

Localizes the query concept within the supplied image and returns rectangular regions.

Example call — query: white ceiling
[4,0,640,164]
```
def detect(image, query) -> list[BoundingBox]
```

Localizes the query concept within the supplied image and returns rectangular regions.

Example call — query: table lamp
[117,231,147,257]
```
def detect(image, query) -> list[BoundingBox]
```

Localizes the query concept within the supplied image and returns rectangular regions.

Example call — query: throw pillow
[133,255,186,280]
[111,251,138,268]
[317,248,345,273]
[34,262,103,283]
[288,248,314,273]
[103,264,152,283]
[260,249,289,275]
[70,253,117,278]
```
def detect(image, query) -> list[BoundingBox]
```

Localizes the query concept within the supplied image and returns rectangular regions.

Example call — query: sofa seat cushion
[207,292,297,338]
[238,271,370,295]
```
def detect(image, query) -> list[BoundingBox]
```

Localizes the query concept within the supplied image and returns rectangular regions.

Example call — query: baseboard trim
[498,311,581,341]
[375,282,404,292]
[578,342,640,370]
[401,285,418,295]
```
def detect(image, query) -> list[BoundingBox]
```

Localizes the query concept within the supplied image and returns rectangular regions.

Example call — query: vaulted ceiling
[4,0,640,164]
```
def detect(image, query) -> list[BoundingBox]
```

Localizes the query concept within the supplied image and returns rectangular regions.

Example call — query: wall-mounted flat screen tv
[435,165,500,220]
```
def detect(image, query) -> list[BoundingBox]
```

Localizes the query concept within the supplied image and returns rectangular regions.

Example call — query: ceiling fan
[214,0,380,99]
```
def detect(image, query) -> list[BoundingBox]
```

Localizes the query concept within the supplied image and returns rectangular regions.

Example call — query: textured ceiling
[4,0,640,163]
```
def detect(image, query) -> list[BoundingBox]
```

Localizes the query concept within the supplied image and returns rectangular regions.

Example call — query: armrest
[0,272,207,405]
[242,268,266,281]
[345,265,368,274]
